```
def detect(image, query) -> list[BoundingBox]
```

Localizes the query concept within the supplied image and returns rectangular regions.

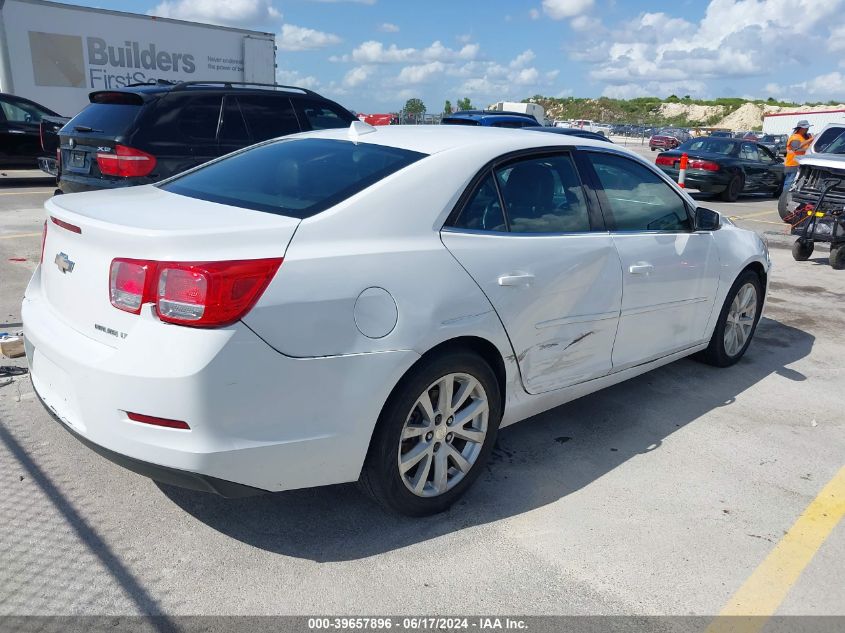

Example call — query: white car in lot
[23,123,770,516]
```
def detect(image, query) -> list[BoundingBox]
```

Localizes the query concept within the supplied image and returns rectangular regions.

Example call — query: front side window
[740,142,759,161]
[160,138,427,219]
[588,152,691,232]
[0,98,51,123]
[177,95,223,142]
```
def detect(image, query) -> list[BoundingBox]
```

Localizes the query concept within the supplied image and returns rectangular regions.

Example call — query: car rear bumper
[22,267,419,493]
[58,173,141,194]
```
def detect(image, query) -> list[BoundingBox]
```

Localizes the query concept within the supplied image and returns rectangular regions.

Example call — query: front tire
[700,270,763,367]
[359,350,502,516]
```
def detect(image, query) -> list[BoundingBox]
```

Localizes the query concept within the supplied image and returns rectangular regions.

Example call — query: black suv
[56,82,357,193]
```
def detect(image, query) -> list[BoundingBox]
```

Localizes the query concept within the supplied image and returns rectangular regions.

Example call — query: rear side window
[237,94,300,141]
[442,118,479,126]
[159,138,427,218]
[65,103,143,136]
[178,95,223,142]
[453,174,507,231]
[296,99,355,130]
[491,120,531,128]
[588,152,691,232]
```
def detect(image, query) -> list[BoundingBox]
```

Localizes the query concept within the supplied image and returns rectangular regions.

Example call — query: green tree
[457,97,474,111]
[444,100,453,114]
[666,94,680,103]
[403,98,426,119]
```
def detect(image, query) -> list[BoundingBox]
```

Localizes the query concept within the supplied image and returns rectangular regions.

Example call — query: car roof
[290,124,630,157]
[86,82,319,101]
[444,110,537,121]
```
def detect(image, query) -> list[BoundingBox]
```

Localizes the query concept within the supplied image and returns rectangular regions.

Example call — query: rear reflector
[51,216,82,233]
[96,144,156,178]
[126,412,190,430]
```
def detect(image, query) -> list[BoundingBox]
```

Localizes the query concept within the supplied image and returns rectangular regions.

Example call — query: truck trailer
[0,0,276,116]
[762,109,845,135]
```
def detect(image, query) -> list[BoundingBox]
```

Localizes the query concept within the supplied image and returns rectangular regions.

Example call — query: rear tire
[359,350,502,516]
[720,174,743,202]
[792,239,814,261]
[700,270,763,367]
[830,245,845,270]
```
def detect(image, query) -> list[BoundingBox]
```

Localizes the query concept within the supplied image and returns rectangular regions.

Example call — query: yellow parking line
[0,190,50,196]
[705,465,845,633]
[0,232,41,240]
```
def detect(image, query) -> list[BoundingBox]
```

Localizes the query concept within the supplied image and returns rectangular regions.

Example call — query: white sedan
[23,123,770,516]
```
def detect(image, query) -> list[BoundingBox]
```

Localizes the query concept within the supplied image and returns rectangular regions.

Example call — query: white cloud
[277,24,341,51]
[570,15,601,31]
[397,61,446,84]
[275,68,320,90]
[150,0,281,27]
[766,72,845,101]
[343,65,374,88]
[542,0,594,20]
[344,39,479,64]
[378,22,399,33]
[529,8,540,19]
[576,0,844,91]
[510,50,536,68]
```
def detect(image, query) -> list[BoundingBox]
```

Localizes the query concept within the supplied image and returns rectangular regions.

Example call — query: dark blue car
[441,110,538,128]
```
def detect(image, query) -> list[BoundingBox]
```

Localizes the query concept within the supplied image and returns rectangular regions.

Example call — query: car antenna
[348,120,377,143]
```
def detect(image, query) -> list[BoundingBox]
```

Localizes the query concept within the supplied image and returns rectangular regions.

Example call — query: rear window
[159,138,427,218]
[680,138,738,155]
[64,103,143,136]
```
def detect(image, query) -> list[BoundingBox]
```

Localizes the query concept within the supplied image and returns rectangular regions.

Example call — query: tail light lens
[40,220,47,264]
[688,159,720,171]
[655,156,674,166]
[108,258,282,327]
[110,259,156,314]
[96,145,157,178]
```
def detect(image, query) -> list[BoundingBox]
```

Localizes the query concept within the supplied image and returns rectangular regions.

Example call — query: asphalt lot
[0,163,842,620]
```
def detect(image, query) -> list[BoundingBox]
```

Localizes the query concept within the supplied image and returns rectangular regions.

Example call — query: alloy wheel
[724,282,758,357]
[398,373,489,497]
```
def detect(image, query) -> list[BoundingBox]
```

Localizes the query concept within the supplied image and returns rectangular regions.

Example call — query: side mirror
[695,207,721,231]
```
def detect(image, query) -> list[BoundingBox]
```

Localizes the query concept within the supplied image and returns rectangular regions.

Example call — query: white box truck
[762,109,845,135]
[0,0,276,116]
[488,101,547,126]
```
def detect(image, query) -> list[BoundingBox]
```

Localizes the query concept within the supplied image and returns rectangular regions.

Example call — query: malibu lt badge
[54,252,75,274]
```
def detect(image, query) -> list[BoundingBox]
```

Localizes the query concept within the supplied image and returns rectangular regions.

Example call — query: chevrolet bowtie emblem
[54,252,75,274]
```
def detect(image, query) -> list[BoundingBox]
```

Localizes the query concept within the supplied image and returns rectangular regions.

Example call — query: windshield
[823,131,845,154]
[159,138,427,218]
[679,138,738,155]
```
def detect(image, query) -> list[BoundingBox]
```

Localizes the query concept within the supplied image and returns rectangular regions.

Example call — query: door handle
[628,263,654,275]
[7,129,25,134]
[498,273,535,287]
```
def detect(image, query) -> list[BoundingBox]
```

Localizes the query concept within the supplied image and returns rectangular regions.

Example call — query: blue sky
[65,0,844,112]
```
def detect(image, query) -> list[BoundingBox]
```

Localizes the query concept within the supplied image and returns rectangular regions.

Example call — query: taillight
[655,156,674,166]
[156,259,282,327]
[688,159,720,171]
[110,258,156,314]
[40,220,47,264]
[108,258,282,327]
[56,147,61,169]
[96,145,156,178]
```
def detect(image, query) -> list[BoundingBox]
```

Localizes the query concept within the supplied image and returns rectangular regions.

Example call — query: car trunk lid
[41,185,300,347]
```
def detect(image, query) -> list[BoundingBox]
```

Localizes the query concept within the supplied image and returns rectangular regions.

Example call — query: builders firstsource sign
[2,0,270,114]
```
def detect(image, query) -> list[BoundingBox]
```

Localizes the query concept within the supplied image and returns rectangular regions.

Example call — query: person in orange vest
[783,119,813,192]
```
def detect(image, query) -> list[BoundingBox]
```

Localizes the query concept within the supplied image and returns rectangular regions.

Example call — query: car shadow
[160,316,812,562]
